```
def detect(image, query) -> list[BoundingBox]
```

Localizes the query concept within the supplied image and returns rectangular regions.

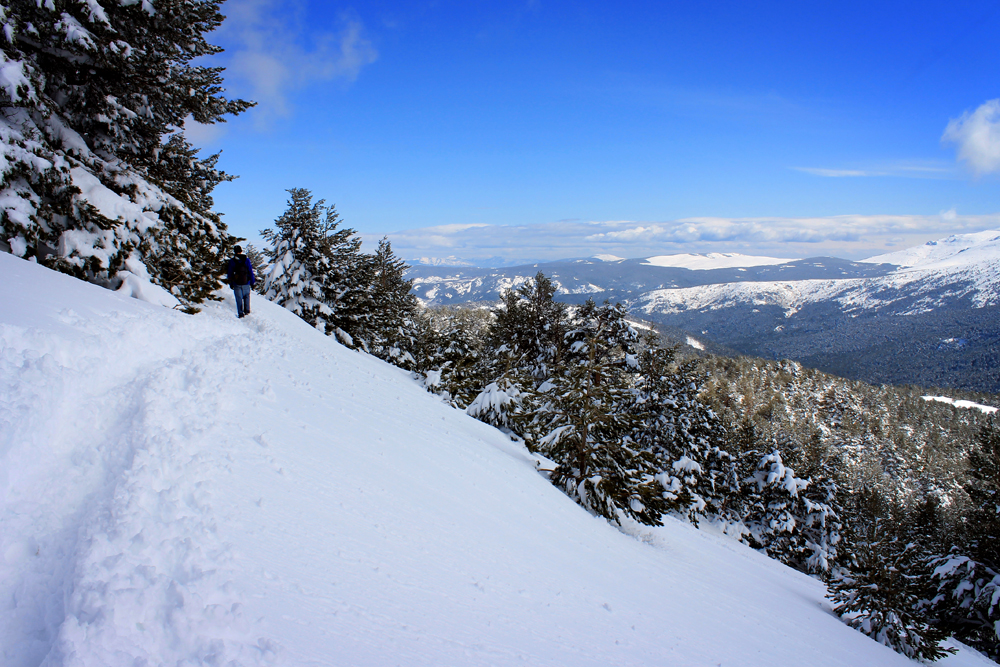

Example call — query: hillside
[3,252,996,666]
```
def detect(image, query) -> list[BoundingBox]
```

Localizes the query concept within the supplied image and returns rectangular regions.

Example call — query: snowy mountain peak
[862,229,1000,269]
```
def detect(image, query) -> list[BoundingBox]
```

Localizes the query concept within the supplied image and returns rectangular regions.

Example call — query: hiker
[227,245,256,318]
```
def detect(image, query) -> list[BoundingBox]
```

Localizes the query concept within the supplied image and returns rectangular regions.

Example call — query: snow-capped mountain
[637,230,1000,317]
[7,252,989,666]
[863,230,1000,269]
[407,231,1000,392]
[407,255,891,306]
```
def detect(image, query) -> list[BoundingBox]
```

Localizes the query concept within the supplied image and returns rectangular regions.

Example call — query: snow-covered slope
[863,230,1000,269]
[922,395,999,414]
[1,253,991,667]
[638,231,1000,317]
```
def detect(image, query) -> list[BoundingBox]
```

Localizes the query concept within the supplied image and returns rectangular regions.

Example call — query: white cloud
[371,214,1000,266]
[942,99,1000,176]
[219,0,377,124]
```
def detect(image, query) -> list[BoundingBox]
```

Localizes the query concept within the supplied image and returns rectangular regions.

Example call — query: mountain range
[406,230,1000,393]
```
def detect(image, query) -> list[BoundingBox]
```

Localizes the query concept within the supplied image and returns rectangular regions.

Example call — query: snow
[557,282,606,295]
[114,255,181,308]
[69,167,162,234]
[643,252,795,270]
[638,237,1000,316]
[592,254,624,262]
[0,51,30,103]
[862,230,1000,269]
[628,319,654,331]
[921,395,998,414]
[0,251,991,667]
[685,336,705,350]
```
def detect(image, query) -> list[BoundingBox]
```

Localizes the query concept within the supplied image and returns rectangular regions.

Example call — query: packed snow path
[0,253,992,667]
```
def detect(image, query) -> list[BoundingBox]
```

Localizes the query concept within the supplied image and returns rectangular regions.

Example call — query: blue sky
[193,0,1000,265]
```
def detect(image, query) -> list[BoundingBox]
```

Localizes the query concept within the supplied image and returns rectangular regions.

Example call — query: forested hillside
[401,274,1000,662]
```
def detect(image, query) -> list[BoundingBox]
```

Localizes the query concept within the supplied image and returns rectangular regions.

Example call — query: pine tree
[925,419,1000,660]
[261,189,340,333]
[468,272,569,432]
[1,0,252,308]
[741,447,842,575]
[530,300,668,526]
[965,419,1000,571]
[632,344,735,525]
[245,244,267,294]
[361,237,420,367]
[828,493,954,662]
[466,377,529,434]
[742,448,807,552]
[418,306,489,408]
[486,272,567,384]
[313,202,369,346]
[797,472,843,575]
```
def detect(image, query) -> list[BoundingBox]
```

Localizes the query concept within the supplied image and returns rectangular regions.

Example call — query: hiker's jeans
[233,283,252,317]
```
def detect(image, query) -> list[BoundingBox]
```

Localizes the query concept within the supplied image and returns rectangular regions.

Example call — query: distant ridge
[407,230,1000,392]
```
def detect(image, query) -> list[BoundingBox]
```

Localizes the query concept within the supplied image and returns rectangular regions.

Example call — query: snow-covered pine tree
[262,189,340,333]
[468,272,569,432]
[360,237,420,368]
[964,419,1000,572]
[486,272,567,383]
[796,471,843,576]
[417,306,489,408]
[465,377,528,434]
[742,448,807,553]
[926,549,1000,661]
[925,419,1000,660]
[0,0,252,308]
[741,447,841,575]
[632,344,735,525]
[828,492,954,662]
[532,299,668,526]
[313,202,370,347]
[244,243,267,294]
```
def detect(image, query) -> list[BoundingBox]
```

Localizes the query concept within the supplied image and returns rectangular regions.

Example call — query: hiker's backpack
[232,256,250,285]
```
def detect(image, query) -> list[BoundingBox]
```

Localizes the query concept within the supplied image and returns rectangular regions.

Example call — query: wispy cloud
[943,99,1000,176]
[794,168,873,178]
[218,0,377,124]
[370,214,1000,266]
[588,73,806,122]
[793,162,954,179]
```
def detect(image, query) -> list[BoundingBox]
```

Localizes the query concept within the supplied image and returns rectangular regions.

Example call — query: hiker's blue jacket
[227,255,256,286]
